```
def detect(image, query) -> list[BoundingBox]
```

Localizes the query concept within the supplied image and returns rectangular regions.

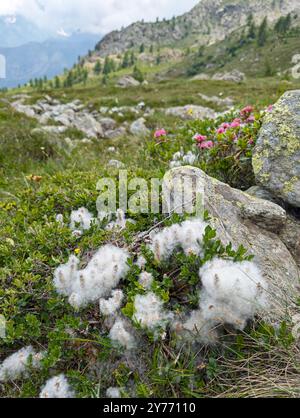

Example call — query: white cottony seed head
[199,258,268,330]
[99,290,124,316]
[150,219,208,262]
[133,292,173,332]
[53,245,129,309]
[109,319,135,350]
[40,374,75,398]
[69,207,98,231]
[138,272,154,290]
[0,346,43,382]
[106,387,122,398]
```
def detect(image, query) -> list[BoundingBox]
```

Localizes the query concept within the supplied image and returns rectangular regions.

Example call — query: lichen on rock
[253,90,300,208]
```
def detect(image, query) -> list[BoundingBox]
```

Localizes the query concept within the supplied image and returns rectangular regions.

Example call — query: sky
[0,0,200,35]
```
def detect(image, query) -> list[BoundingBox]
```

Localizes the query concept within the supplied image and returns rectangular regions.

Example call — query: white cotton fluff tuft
[136,255,147,270]
[106,387,122,398]
[169,150,197,168]
[53,245,130,309]
[109,319,135,350]
[0,346,43,382]
[106,209,134,231]
[173,259,268,345]
[182,151,198,165]
[150,219,208,262]
[138,272,153,290]
[53,255,80,297]
[199,258,268,330]
[69,207,98,231]
[55,214,64,225]
[133,292,173,331]
[99,290,124,316]
[173,310,219,345]
[39,374,75,398]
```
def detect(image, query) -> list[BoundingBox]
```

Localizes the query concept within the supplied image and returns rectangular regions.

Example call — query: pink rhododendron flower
[267,105,273,112]
[240,106,254,116]
[154,129,167,138]
[222,123,231,129]
[233,118,242,124]
[230,121,240,128]
[217,127,226,134]
[199,141,214,149]
[247,115,255,123]
[193,134,207,142]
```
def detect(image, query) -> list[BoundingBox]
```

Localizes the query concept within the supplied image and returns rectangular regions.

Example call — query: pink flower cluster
[240,105,254,116]
[216,119,241,135]
[193,134,214,149]
[193,105,259,151]
[154,129,167,138]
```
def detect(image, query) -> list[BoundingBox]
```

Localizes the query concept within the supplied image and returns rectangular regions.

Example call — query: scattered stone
[12,102,35,118]
[116,76,140,88]
[198,93,234,108]
[212,70,246,83]
[108,160,125,169]
[192,73,211,81]
[31,126,68,135]
[130,118,150,136]
[72,114,104,138]
[99,107,109,114]
[164,105,216,120]
[105,127,127,139]
[98,117,117,131]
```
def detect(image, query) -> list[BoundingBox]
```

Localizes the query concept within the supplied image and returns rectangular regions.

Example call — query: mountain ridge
[95,0,300,56]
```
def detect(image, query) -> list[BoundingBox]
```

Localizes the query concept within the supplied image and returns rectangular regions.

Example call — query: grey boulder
[253,90,300,208]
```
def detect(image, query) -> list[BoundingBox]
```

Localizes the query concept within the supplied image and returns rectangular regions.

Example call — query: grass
[0,75,300,398]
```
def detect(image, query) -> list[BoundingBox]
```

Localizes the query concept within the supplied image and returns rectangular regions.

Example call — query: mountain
[95,0,300,56]
[0,15,52,48]
[0,33,100,88]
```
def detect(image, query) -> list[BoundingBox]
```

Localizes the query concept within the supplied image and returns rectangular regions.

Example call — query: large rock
[198,93,234,108]
[72,114,104,139]
[279,214,300,269]
[104,127,127,139]
[163,166,300,319]
[192,73,211,81]
[253,90,300,208]
[212,70,244,83]
[164,105,216,120]
[130,118,150,137]
[246,186,278,203]
[212,69,246,83]
[98,117,117,131]
[116,76,140,88]
[11,102,35,118]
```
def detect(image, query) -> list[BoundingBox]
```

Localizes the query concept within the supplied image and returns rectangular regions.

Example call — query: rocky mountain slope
[95,0,300,56]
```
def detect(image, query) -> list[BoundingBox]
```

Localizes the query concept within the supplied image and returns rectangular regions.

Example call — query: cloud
[0,0,199,34]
